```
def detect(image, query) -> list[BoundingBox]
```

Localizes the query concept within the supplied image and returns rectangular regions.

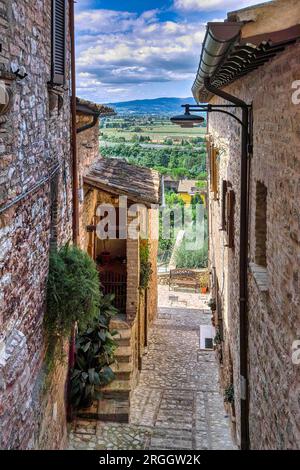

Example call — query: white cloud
[174,0,269,12]
[75,8,206,100]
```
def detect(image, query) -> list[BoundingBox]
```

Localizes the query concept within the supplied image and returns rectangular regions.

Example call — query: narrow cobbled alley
[69,287,235,450]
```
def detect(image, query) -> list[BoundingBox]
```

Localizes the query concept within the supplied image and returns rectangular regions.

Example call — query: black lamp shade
[170,110,205,127]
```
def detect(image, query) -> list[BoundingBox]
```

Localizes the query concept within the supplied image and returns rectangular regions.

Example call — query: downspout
[70,0,79,246]
[68,0,77,421]
[204,77,251,450]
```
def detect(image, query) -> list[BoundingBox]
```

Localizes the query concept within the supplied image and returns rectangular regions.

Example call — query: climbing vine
[140,240,153,290]
[224,384,235,404]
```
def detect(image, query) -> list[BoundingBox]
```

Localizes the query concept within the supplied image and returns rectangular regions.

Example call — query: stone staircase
[78,317,134,423]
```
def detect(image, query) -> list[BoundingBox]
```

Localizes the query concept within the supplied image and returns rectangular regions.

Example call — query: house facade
[0,0,75,449]
[193,0,300,450]
[76,113,160,420]
[177,179,206,206]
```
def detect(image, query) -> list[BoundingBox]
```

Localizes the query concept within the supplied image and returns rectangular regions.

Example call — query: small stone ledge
[249,262,269,293]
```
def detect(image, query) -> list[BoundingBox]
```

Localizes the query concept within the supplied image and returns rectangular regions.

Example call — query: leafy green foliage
[224,384,235,404]
[70,294,119,409]
[45,244,101,338]
[175,240,208,269]
[159,191,185,255]
[165,190,185,207]
[100,144,207,180]
[43,244,101,383]
[191,193,205,223]
[140,241,153,290]
[214,330,222,346]
[196,180,207,189]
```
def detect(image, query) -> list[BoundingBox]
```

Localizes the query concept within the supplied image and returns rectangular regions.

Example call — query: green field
[101,119,206,143]
[102,126,205,138]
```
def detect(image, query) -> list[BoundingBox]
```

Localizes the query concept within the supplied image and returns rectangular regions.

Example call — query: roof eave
[192,22,300,103]
[192,22,243,103]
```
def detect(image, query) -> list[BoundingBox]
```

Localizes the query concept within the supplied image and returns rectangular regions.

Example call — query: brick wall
[147,208,159,328]
[126,231,140,324]
[0,0,72,449]
[208,41,300,449]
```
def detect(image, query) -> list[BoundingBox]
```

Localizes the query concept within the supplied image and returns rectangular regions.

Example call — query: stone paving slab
[69,287,236,450]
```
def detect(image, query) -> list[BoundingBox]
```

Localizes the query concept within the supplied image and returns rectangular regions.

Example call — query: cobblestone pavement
[69,287,235,450]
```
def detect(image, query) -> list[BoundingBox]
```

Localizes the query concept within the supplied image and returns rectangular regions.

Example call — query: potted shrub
[200,272,209,294]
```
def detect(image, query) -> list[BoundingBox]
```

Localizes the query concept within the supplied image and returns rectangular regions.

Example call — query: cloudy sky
[75,0,268,103]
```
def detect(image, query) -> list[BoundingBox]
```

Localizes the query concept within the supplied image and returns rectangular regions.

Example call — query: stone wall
[76,118,99,251]
[208,40,300,449]
[0,0,72,449]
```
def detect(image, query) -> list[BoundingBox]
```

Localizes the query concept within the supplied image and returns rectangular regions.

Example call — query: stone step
[111,362,132,381]
[115,346,132,363]
[110,317,130,331]
[114,329,131,347]
[77,399,129,423]
[97,398,130,423]
[99,380,131,400]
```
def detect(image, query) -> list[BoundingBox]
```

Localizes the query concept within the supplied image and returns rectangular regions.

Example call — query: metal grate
[100,270,127,314]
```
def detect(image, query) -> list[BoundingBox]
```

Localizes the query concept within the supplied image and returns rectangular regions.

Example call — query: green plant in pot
[45,244,101,373]
[70,294,119,409]
[200,272,209,292]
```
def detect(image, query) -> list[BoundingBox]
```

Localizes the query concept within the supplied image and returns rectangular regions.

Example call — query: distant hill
[106,97,197,116]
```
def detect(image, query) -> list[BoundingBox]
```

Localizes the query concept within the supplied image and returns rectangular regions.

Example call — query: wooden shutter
[221,180,228,230]
[215,148,219,199]
[209,144,215,192]
[52,0,66,85]
[226,190,235,249]
[210,146,219,198]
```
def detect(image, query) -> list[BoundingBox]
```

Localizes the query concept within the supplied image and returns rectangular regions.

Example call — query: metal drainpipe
[204,78,251,450]
[68,0,78,422]
[70,0,79,246]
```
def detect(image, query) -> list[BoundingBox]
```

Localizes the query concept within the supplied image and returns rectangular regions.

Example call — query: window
[255,181,267,267]
[200,325,215,351]
[51,0,66,85]
[226,188,235,249]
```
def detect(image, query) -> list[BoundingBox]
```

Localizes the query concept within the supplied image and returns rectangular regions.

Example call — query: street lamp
[171,103,250,130]
[170,105,205,127]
